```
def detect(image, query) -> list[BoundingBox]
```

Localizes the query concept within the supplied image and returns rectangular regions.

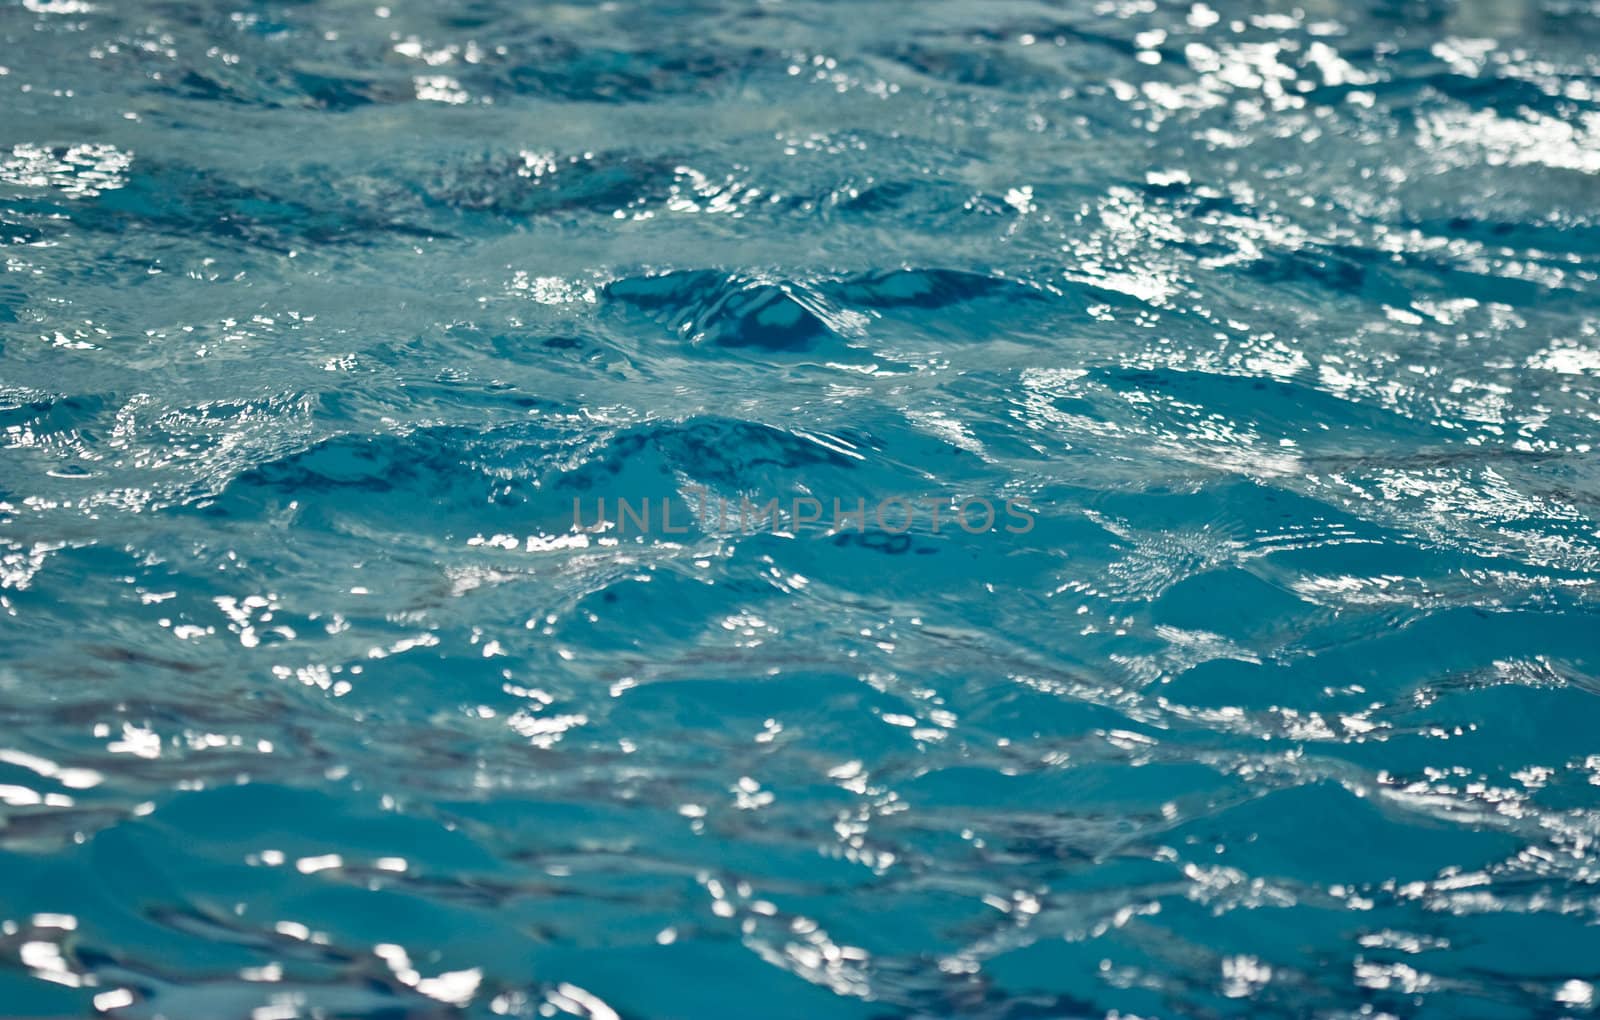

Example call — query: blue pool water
[4,0,1600,1016]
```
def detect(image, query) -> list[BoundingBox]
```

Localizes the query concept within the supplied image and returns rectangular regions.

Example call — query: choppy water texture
[4,0,1600,1016]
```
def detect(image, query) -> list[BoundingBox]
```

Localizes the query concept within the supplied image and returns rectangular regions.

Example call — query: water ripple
[3,0,1600,1016]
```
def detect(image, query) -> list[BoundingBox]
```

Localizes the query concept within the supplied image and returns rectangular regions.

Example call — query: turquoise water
[4,0,1600,1016]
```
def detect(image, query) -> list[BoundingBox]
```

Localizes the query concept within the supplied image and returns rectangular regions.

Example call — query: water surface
[3,0,1600,1016]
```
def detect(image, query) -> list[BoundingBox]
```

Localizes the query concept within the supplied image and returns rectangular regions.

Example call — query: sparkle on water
[3,0,1600,1016]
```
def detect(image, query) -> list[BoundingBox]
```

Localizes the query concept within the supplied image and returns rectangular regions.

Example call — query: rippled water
[4,0,1600,1015]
